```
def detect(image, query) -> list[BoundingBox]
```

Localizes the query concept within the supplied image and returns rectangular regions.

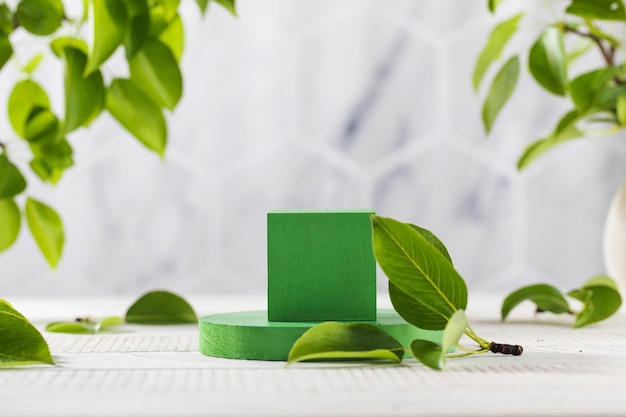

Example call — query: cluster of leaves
[289,215,521,371]
[0,0,236,268]
[0,289,197,367]
[475,0,626,169]
[502,276,622,328]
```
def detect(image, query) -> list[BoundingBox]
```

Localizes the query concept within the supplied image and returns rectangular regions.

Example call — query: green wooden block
[267,210,376,322]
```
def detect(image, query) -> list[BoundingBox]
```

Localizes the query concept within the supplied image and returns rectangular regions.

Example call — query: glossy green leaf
[529,27,567,96]
[0,154,27,199]
[159,14,184,62]
[287,322,404,364]
[473,14,522,91]
[0,298,54,366]
[0,33,12,71]
[129,39,182,110]
[488,0,503,13]
[50,37,88,57]
[0,4,13,35]
[0,199,21,252]
[122,0,149,59]
[371,215,467,331]
[501,283,571,320]
[25,197,64,269]
[31,138,74,170]
[8,80,50,138]
[24,108,60,145]
[410,310,467,371]
[570,68,616,113]
[62,47,105,132]
[46,316,123,333]
[125,290,197,324]
[568,276,622,328]
[23,53,44,74]
[408,224,452,264]
[482,55,519,134]
[566,0,626,21]
[215,0,237,16]
[16,0,64,36]
[85,0,127,75]
[195,0,209,14]
[518,110,583,169]
[105,78,167,156]
[617,92,626,126]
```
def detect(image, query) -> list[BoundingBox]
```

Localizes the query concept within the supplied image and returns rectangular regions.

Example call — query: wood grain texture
[199,309,441,360]
[267,210,376,322]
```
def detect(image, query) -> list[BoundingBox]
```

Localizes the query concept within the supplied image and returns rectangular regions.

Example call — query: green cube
[267,210,377,322]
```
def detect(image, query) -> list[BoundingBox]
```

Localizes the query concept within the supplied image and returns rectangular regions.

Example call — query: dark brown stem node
[489,342,523,356]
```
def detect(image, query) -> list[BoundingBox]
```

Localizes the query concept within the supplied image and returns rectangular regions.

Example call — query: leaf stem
[464,325,490,349]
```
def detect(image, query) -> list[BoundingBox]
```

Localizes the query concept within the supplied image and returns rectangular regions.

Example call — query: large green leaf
[0,33,12,71]
[0,4,13,35]
[568,276,622,328]
[159,14,184,63]
[501,283,572,320]
[125,290,197,324]
[566,0,626,21]
[8,80,50,138]
[473,14,522,91]
[121,0,149,59]
[0,299,54,367]
[482,55,519,134]
[61,47,105,132]
[85,0,127,75]
[105,79,167,156]
[287,322,404,364]
[0,154,27,199]
[570,68,616,113]
[517,110,583,169]
[0,199,21,252]
[129,39,182,110]
[410,310,467,371]
[529,27,567,96]
[371,215,467,330]
[25,197,64,269]
[16,0,64,36]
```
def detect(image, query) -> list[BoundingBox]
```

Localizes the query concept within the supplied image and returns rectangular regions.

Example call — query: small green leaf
[24,108,60,145]
[46,316,123,333]
[50,37,88,57]
[529,27,568,96]
[195,0,209,14]
[517,110,583,169]
[482,55,519,134]
[8,80,50,138]
[0,199,21,252]
[488,0,503,13]
[566,38,594,66]
[0,298,54,366]
[129,39,182,110]
[0,33,12,71]
[570,68,616,113]
[23,53,44,74]
[159,14,184,63]
[501,283,571,320]
[105,78,167,156]
[372,215,467,331]
[85,0,127,75]
[566,0,626,21]
[25,197,64,269]
[31,138,74,170]
[617,93,626,126]
[568,276,622,328]
[0,4,13,35]
[410,310,467,371]
[215,0,237,16]
[125,290,197,324]
[16,0,64,36]
[62,47,105,132]
[287,322,404,364]
[0,154,27,199]
[473,13,522,91]
[121,0,149,59]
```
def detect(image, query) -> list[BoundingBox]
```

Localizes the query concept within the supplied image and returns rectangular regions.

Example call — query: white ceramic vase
[603,178,626,295]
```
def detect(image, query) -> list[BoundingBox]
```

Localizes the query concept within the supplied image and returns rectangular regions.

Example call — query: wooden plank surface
[2,295,626,417]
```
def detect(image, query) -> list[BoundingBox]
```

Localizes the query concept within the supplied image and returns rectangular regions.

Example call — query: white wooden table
[2,294,626,417]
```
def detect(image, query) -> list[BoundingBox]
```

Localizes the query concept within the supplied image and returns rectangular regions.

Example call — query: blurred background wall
[1,0,625,296]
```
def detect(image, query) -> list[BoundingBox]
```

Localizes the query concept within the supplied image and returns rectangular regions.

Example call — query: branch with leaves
[0,0,236,268]
[475,0,626,170]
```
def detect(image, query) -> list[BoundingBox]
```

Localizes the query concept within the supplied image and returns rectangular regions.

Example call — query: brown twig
[562,24,615,67]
